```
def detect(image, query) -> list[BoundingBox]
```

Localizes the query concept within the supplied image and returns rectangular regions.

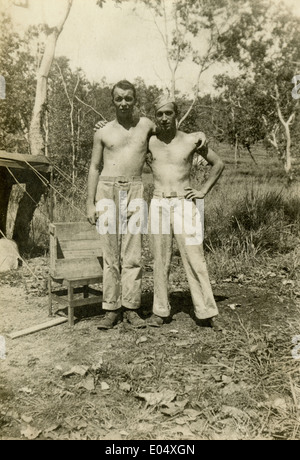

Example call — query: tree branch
[56,62,72,106]
[75,96,107,120]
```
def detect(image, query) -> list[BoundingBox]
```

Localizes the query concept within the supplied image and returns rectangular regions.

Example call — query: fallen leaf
[6,410,19,420]
[44,424,60,434]
[160,404,183,417]
[272,398,287,412]
[21,425,41,440]
[137,389,177,407]
[64,416,77,429]
[63,365,89,378]
[282,280,294,286]
[184,385,193,393]
[222,382,248,396]
[175,341,190,348]
[119,430,129,436]
[77,421,88,430]
[175,417,189,425]
[119,382,131,392]
[101,382,110,391]
[169,329,179,334]
[78,376,95,391]
[228,304,241,311]
[211,373,222,382]
[171,425,195,437]
[19,387,33,394]
[161,399,188,416]
[222,405,250,422]
[189,419,206,433]
[137,423,154,432]
[21,415,33,424]
[183,409,201,420]
[136,336,148,345]
[222,375,232,385]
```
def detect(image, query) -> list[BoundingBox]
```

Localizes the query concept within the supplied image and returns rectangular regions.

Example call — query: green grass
[191,143,300,280]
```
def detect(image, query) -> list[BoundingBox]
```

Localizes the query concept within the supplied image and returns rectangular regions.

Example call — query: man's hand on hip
[184,187,206,201]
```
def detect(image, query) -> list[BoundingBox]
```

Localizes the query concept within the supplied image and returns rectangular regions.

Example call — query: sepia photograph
[0,0,299,443]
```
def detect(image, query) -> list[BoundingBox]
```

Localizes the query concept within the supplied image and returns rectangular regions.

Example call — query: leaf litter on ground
[137,389,177,408]
[21,425,41,440]
[160,399,189,417]
[119,382,131,392]
[63,365,89,378]
[77,376,95,392]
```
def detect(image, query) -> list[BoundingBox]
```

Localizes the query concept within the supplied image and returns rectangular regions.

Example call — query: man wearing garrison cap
[147,95,225,328]
[154,94,177,112]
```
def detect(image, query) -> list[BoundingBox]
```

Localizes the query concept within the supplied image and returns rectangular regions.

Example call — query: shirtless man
[147,96,224,327]
[87,80,156,329]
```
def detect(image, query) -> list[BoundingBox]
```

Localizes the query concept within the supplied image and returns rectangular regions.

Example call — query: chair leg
[68,283,75,327]
[83,285,89,299]
[48,276,53,317]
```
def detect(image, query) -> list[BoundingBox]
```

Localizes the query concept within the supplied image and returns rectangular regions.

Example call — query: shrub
[205,187,300,256]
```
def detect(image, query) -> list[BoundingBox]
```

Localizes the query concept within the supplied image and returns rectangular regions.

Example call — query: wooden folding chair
[49,222,103,326]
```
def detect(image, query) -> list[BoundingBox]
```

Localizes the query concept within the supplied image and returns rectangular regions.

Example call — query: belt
[99,176,142,183]
[153,190,186,198]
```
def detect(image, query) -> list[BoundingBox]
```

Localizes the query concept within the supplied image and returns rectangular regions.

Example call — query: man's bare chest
[103,127,148,151]
[150,139,194,164]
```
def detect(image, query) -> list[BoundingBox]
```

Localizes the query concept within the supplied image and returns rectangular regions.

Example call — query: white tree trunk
[29,0,73,156]
[235,133,239,168]
[274,84,296,177]
[284,122,292,174]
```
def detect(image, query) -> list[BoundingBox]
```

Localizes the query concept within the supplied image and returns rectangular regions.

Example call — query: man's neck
[157,128,177,144]
[116,113,135,130]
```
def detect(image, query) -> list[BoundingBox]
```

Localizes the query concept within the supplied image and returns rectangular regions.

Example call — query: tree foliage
[216,0,300,174]
[0,14,36,153]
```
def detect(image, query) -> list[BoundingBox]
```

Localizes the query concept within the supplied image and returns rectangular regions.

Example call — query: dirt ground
[0,253,300,441]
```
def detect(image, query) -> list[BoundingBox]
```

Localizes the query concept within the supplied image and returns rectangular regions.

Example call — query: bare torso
[149,130,201,194]
[100,117,154,176]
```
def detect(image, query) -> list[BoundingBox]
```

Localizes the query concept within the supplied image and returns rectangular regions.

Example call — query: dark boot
[97,309,123,330]
[147,314,165,328]
[124,309,146,329]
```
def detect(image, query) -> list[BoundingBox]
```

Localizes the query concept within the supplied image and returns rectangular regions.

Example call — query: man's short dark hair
[111,80,136,100]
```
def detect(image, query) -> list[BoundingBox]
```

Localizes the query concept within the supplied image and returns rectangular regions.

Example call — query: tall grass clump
[204,184,300,279]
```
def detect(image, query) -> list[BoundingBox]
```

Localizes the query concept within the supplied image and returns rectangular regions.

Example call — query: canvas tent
[0,151,51,249]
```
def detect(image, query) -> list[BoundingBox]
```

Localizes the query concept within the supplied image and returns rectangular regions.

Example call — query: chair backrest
[50,222,103,280]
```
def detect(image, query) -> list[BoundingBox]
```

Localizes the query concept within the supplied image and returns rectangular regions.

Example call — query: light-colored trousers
[96,176,144,311]
[149,195,219,320]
